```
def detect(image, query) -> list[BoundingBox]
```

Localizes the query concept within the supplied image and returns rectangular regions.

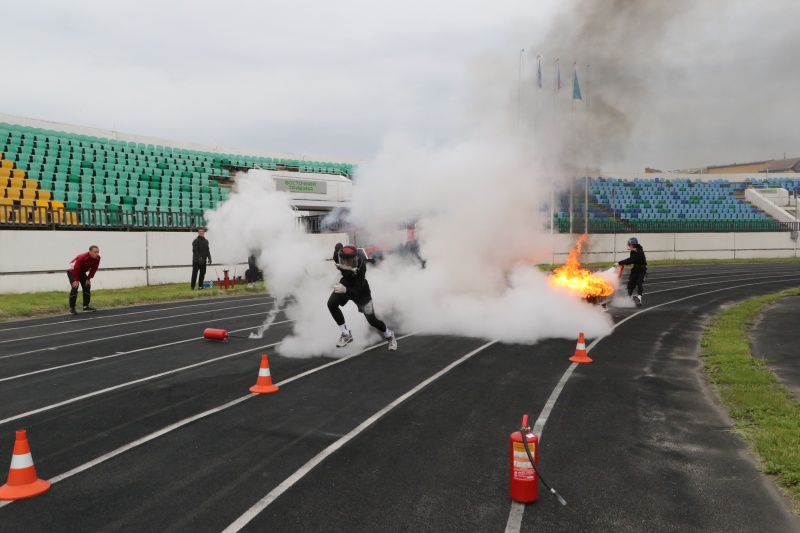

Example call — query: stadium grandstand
[2,114,799,238]
[0,117,356,231]
[552,175,800,234]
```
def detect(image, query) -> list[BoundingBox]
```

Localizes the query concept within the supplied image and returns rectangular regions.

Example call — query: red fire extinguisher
[509,414,568,506]
[510,414,539,503]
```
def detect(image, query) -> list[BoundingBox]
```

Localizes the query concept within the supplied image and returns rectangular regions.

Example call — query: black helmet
[627,237,638,246]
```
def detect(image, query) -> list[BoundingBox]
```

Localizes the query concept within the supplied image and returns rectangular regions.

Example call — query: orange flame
[548,235,615,298]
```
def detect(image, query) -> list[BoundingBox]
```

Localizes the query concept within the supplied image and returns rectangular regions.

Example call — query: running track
[0,263,799,532]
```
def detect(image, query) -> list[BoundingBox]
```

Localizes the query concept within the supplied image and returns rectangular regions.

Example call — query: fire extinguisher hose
[520,429,568,506]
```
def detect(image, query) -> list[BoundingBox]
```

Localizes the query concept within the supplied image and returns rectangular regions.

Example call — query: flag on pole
[536,56,542,89]
[573,70,582,100]
[556,60,562,91]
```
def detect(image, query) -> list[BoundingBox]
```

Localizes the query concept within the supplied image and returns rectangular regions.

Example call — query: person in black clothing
[191,228,212,290]
[616,237,647,306]
[328,243,397,350]
[245,253,261,288]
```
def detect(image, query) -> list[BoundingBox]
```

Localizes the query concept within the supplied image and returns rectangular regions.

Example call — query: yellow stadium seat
[5,187,22,200]
[51,200,64,210]
[21,189,37,200]
[32,207,48,224]
[0,169,10,179]
[61,211,79,225]
[1,160,12,169]
[19,199,35,207]
[36,192,51,202]
[11,169,25,179]
[14,206,31,224]
[23,179,38,189]
[8,178,23,189]
[0,198,12,223]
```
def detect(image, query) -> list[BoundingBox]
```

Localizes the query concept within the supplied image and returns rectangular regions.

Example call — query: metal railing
[553,218,790,234]
[0,205,207,231]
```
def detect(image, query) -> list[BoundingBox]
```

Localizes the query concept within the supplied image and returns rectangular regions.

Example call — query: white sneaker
[247,283,254,288]
[386,331,397,351]
[336,332,353,348]
[633,295,642,306]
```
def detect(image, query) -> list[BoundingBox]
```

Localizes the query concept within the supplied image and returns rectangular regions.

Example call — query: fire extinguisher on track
[509,414,567,506]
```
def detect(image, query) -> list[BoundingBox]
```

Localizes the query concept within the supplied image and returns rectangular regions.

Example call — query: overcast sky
[4,0,800,173]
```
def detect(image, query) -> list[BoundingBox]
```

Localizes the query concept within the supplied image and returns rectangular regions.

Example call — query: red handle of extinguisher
[521,414,528,428]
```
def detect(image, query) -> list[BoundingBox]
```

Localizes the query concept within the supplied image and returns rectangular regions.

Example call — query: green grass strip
[0,282,267,321]
[700,288,800,508]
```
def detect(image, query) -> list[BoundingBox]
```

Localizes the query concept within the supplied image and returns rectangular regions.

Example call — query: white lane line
[503,274,800,533]
[0,295,273,332]
[646,271,800,296]
[222,340,497,533]
[0,300,285,345]
[645,265,800,286]
[0,334,417,510]
[0,310,271,360]
[0,320,294,384]
[0,342,280,427]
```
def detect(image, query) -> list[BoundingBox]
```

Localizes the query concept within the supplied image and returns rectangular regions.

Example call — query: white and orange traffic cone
[568,332,593,364]
[0,430,50,501]
[250,354,279,394]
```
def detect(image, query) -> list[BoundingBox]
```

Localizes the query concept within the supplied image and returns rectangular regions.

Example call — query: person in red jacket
[67,245,101,315]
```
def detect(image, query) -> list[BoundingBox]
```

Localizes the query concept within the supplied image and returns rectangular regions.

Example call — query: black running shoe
[69,307,78,315]
[83,306,97,312]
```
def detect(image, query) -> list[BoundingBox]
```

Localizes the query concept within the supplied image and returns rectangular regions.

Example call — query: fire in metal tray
[548,235,615,306]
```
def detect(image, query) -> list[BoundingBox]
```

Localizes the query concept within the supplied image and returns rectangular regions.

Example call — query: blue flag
[536,57,542,89]
[573,71,582,100]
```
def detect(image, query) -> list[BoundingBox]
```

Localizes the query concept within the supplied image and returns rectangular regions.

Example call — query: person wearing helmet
[328,242,398,350]
[616,237,647,306]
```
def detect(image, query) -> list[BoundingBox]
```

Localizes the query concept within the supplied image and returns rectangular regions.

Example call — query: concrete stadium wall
[0,230,346,294]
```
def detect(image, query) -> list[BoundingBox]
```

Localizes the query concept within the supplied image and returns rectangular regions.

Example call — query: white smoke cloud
[206,135,614,358]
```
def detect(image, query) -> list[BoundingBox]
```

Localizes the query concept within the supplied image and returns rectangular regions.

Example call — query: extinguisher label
[512,442,536,480]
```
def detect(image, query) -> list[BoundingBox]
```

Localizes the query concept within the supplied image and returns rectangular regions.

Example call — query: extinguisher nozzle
[552,489,567,506]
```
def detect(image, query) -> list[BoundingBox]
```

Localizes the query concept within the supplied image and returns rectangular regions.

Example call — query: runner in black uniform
[328,243,398,350]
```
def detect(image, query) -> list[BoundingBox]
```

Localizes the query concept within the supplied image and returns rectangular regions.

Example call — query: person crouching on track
[67,245,101,315]
[616,237,647,306]
[328,243,397,350]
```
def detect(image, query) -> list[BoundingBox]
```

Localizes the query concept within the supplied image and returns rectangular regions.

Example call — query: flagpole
[570,62,575,235]
[554,58,559,234]
[585,63,590,236]
[586,64,591,177]
[534,54,541,139]
[518,48,524,133]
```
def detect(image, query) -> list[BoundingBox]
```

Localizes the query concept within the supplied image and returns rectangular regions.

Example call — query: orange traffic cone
[250,354,279,394]
[569,332,593,364]
[0,430,51,501]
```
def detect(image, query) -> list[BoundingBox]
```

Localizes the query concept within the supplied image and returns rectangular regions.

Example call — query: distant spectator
[191,228,212,290]
[67,245,101,315]
[245,253,261,288]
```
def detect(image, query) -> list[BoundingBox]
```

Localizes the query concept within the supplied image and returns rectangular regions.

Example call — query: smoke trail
[248,297,285,339]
